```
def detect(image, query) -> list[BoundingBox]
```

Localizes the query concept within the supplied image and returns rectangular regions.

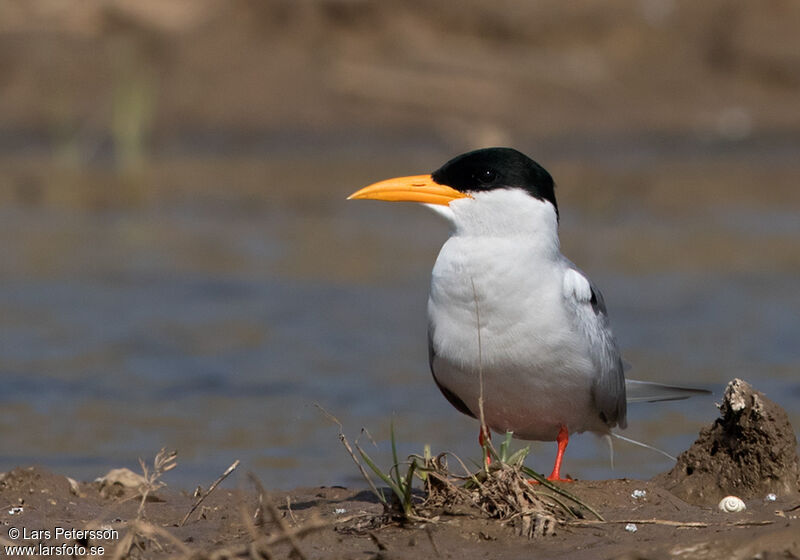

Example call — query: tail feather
[625,379,711,403]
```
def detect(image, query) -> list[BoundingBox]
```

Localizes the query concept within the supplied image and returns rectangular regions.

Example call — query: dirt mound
[654,378,800,506]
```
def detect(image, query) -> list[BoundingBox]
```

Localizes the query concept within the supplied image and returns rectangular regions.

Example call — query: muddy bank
[1,466,798,559]
[1,379,798,559]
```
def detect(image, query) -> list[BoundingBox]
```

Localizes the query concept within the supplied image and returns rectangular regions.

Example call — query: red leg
[478,426,491,465]
[546,425,573,482]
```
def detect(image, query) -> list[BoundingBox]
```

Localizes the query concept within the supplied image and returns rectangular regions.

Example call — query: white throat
[427,188,560,254]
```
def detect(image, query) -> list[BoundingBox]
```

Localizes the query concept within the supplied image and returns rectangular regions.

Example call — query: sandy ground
[1,465,798,559]
[2,380,798,559]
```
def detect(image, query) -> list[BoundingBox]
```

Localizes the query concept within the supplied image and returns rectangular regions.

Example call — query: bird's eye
[475,169,496,184]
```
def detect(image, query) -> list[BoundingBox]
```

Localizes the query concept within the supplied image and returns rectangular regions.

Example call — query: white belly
[428,236,605,441]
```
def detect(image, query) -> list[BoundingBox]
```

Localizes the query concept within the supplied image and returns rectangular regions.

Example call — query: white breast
[427,190,607,440]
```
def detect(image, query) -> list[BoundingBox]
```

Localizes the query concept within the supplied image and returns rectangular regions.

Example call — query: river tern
[349,147,709,481]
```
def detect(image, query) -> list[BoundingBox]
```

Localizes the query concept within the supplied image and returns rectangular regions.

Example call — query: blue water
[0,153,798,490]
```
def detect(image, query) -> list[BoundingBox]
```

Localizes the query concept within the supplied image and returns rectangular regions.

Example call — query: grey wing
[562,266,628,429]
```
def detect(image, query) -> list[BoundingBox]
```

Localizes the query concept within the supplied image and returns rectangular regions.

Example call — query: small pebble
[624,523,637,533]
[765,493,777,502]
[334,508,347,515]
[631,489,647,499]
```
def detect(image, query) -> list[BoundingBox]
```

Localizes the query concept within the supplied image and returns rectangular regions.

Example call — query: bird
[348,147,709,481]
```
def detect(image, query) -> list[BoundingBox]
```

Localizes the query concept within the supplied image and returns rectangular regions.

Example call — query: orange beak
[348,174,470,206]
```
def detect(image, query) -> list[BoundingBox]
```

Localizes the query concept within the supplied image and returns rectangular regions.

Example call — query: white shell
[624,523,638,533]
[718,496,746,513]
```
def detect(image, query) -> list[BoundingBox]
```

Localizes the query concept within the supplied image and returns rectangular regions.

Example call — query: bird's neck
[448,189,561,258]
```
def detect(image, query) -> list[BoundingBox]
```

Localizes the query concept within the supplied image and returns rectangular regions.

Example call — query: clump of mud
[654,378,800,506]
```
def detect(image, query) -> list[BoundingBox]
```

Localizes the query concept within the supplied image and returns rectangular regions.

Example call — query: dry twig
[425,525,442,558]
[570,518,774,529]
[572,518,774,529]
[180,459,240,526]
[249,473,309,560]
[572,518,709,529]
[110,520,190,560]
[471,276,495,470]
[204,518,329,560]
[316,404,386,505]
[286,496,298,526]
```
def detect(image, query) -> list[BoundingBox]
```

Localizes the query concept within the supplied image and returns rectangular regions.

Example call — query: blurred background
[1,0,798,489]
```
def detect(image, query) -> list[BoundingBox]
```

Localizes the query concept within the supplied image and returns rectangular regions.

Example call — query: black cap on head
[431,147,558,218]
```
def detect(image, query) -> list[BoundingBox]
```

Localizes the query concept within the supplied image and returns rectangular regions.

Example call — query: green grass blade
[418,445,431,481]
[390,419,403,489]
[505,447,529,467]
[499,431,512,462]
[358,445,402,501]
[521,466,604,521]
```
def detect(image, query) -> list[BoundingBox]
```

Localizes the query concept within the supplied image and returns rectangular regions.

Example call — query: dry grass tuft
[460,463,559,537]
[136,448,178,519]
[326,419,602,538]
[421,451,582,538]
